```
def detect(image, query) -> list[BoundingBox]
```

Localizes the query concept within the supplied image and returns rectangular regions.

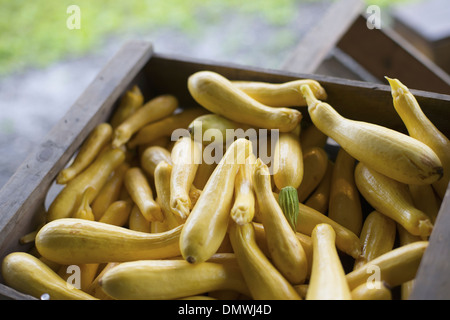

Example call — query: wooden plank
[0,41,154,272]
[0,283,35,300]
[392,13,450,74]
[338,15,450,94]
[282,0,365,73]
[391,0,450,52]
[391,17,436,65]
[409,190,450,300]
[391,0,450,44]
[316,47,381,82]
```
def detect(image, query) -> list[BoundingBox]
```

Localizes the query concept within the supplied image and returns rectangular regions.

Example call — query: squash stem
[278,186,299,231]
[300,85,319,109]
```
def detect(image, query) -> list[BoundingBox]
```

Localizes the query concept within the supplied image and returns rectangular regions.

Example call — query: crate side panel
[409,189,450,300]
[0,41,153,276]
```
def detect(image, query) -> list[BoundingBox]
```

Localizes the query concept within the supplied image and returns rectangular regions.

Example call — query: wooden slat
[0,284,35,300]
[409,190,450,300]
[0,41,154,270]
[316,47,381,82]
[338,15,450,94]
[282,0,365,73]
[391,0,450,73]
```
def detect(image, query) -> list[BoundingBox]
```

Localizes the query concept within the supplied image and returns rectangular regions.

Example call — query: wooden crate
[0,40,449,300]
[281,0,450,94]
[390,0,450,75]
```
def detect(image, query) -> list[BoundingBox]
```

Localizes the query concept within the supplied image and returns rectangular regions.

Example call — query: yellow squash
[351,281,392,300]
[98,200,133,227]
[273,125,303,229]
[346,241,429,290]
[293,284,309,299]
[297,146,329,203]
[353,210,396,270]
[253,158,308,285]
[228,221,302,300]
[47,148,126,221]
[127,106,208,148]
[112,94,178,148]
[305,160,333,214]
[387,77,450,198]
[170,136,203,221]
[408,184,441,224]
[35,218,183,264]
[207,289,240,300]
[188,71,302,132]
[295,202,361,259]
[140,145,172,177]
[180,138,253,264]
[300,123,328,151]
[71,187,96,221]
[301,84,443,185]
[86,262,120,300]
[252,222,313,275]
[63,186,101,294]
[19,230,40,245]
[99,256,250,300]
[397,224,422,300]
[109,85,144,129]
[2,252,97,300]
[193,157,217,190]
[328,147,362,236]
[137,136,170,151]
[188,184,202,209]
[306,223,352,300]
[57,262,99,294]
[153,160,184,232]
[56,123,113,184]
[128,204,152,233]
[230,153,257,225]
[91,162,129,221]
[354,162,433,238]
[178,296,218,300]
[232,78,327,107]
[124,167,163,222]
[188,113,253,147]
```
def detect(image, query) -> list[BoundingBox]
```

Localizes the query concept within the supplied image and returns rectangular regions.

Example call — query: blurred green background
[0,0,413,76]
[0,0,419,188]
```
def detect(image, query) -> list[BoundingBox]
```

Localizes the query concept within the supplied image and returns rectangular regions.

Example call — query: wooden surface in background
[337,15,450,94]
[391,0,450,74]
[282,0,365,74]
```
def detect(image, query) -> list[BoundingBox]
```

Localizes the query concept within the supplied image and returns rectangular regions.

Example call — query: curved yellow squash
[2,252,97,300]
[188,71,302,132]
[35,218,183,265]
[301,84,443,185]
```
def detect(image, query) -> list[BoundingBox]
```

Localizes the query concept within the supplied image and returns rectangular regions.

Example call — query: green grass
[0,0,415,76]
